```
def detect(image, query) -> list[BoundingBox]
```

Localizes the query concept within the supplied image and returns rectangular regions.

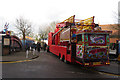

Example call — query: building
[100,24,119,43]
[0,30,22,55]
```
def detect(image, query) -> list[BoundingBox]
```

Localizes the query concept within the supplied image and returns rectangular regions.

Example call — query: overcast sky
[0,0,119,33]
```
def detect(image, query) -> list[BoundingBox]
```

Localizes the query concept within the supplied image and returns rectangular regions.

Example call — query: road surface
[2,50,120,79]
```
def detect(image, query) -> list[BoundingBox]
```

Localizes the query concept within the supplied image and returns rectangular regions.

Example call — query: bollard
[26,50,29,58]
[30,47,31,52]
[33,48,35,55]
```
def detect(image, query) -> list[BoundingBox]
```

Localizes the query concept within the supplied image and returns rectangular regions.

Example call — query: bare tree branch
[14,17,32,50]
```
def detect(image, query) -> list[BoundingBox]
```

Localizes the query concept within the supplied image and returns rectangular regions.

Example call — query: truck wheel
[60,57,62,60]
[62,55,65,62]
[64,59,67,63]
[59,54,62,60]
[47,46,49,52]
[64,57,69,64]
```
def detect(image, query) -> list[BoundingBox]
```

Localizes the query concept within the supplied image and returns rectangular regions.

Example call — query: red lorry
[47,15,112,66]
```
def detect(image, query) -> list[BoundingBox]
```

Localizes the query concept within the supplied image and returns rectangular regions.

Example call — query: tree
[37,27,48,42]
[35,21,59,42]
[49,21,59,32]
[15,17,32,50]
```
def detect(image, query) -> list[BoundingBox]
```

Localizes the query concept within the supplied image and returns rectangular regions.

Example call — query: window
[88,34,106,46]
[52,36,55,45]
[77,34,82,44]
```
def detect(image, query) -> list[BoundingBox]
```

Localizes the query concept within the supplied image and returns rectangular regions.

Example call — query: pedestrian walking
[43,43,47,51]
[37,42,41,52]
[32,43,36,51]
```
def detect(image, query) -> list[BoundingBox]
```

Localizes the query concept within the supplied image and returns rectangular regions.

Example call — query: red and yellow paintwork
[48,15,112,67]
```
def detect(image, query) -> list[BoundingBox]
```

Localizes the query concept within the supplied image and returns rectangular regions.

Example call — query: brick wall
[100,24,119,43]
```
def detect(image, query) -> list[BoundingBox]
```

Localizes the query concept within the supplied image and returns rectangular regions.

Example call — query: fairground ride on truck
[47,15,112,67]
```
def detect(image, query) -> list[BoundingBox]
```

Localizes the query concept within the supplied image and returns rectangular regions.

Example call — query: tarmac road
[2,50,120,79]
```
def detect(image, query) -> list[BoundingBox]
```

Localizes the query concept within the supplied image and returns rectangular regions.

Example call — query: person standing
[116,40,119,58]
[37,42,41,52]
[43,43,47,51]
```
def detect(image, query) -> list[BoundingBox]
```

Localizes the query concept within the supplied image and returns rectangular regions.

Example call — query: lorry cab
[75,30,112,66]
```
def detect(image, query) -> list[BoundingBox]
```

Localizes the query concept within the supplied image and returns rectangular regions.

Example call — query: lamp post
[0,35,2,56]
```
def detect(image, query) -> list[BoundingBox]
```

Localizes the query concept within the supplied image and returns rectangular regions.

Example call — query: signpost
[0,35,2,55]
[0,35,2,79]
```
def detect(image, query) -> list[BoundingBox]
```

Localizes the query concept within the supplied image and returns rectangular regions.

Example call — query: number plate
[93,62,101,65]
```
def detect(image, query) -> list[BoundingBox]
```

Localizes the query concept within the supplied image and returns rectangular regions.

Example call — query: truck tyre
[47,46,49,52]
[63,56,69,64]
[60,57,62,60]
[64,59,67,63]
[62,55,65,62]
[59,54,62,60]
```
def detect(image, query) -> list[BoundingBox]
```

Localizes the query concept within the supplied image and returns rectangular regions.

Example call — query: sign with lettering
[4,38,10,45]
[89,48,107,55]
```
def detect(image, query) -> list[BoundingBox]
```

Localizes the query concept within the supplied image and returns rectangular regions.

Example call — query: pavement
[1,50,40,62]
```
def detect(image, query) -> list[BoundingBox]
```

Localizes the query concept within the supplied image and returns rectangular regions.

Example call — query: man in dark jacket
[43,43,47,51]
[37,42,41,52]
